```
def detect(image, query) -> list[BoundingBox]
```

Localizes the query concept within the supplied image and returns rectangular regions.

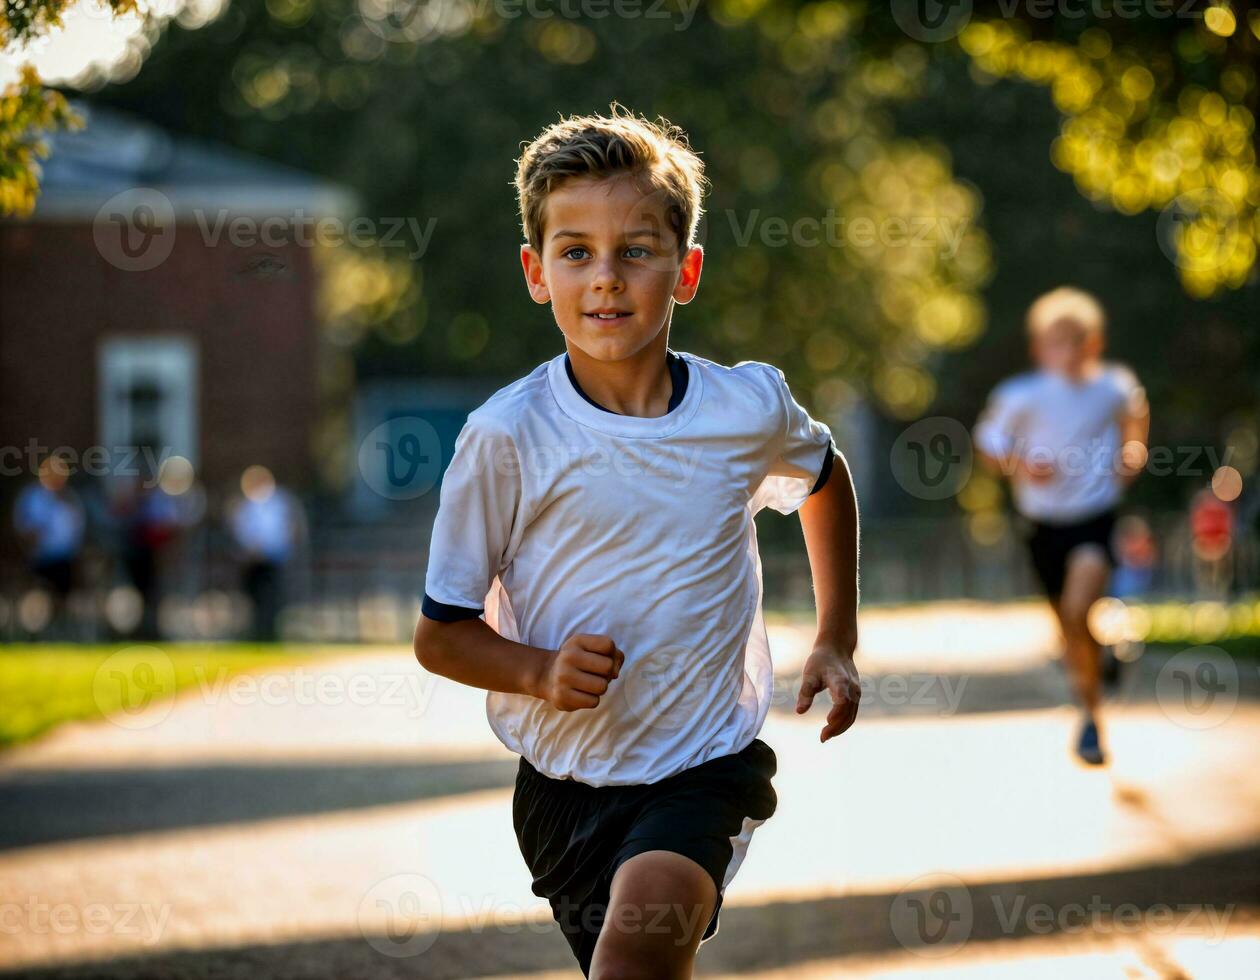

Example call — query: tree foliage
[958,11,1258,297]
[1,0,138,212]
[0,63,78,214]
[2,1,1257,434]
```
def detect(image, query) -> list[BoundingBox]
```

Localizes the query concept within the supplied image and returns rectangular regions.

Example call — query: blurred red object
[1190,490,1233,562]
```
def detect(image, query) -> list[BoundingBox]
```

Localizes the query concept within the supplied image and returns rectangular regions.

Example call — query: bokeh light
[1211,464,1243,502]
[961,19,1259,297]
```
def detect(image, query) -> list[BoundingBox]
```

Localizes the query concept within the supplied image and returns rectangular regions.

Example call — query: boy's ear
[672,245,704,305]
[520,244,550,304]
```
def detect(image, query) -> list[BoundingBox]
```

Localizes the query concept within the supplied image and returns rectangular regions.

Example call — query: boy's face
[520,174,703,363]
[1030,318,1101,376]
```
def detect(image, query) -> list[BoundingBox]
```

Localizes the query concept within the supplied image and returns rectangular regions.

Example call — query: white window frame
[98,336,199,481]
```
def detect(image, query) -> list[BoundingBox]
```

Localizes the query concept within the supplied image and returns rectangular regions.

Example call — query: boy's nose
[590,261,625,291]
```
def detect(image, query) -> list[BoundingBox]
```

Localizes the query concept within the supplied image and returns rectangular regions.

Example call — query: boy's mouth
[585,310,632,323]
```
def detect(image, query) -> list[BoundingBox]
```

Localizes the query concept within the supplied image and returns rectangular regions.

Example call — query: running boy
[413,107,861,978]
[974,287,1149,766]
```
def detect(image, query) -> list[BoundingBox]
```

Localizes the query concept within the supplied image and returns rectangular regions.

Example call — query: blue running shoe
[1076,718,1105,766]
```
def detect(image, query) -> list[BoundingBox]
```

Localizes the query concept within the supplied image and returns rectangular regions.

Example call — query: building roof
[26,101,359,220]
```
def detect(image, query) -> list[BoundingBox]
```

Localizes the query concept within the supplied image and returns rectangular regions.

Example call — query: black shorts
[32,558,74,597]
[512,737,778,976]
[1025,508,1117,599]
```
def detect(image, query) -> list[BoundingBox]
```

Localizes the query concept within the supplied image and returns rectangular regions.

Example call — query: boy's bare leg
[588,850,718,980]
[1056,545,1111,716]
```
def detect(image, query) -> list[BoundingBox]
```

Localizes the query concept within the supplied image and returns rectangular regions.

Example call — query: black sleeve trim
[809,444,837,496]
[421,592,485,622]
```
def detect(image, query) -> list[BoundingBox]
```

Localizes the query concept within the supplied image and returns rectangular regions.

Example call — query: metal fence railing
[1,511,1254,643]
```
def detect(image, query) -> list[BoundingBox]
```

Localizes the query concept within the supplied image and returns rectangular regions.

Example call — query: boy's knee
[1063,544,1110,588]
[592,952,665,977]
[1058,603,1092,637]
[590,944,685,980]
[591,855,715,979]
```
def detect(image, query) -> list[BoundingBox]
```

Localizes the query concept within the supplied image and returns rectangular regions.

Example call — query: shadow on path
[771,651,1260,720]
[0,757,519,851]
[7,843,1256,979]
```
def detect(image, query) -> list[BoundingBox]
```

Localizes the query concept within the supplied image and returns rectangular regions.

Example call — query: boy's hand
[536,633,625,712]
[796,640,861,742]
[1118,439,1147,486]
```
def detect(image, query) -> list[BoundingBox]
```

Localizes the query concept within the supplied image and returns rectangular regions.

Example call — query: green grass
[1126,598,1260,648]
[0,644,351,748]
[768,597,1260,664]
[6,599,1257,749]
[1144,637,1260,660]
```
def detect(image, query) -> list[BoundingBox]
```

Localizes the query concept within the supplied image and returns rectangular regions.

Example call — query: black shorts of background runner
[31,557,74,598]
[512,736,779,977]
[1025,508,1118,600]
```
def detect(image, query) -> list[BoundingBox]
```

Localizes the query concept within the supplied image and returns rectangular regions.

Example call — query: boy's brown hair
[513,103,708,256]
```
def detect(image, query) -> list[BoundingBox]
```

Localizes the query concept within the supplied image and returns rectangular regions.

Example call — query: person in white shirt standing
[974,287,1149,766]
[228,465,305,641]
[13,455,85,635]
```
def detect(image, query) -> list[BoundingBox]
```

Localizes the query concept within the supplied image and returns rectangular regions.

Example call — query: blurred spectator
[1110,514,1157,598]
[228,465,306,641]
[12,455,85,636]
[109,457,204,638]
[1190,486,1234,596]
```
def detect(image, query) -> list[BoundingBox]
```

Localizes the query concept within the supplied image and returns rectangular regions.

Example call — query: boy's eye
[563,246,590,260]
[624,245,650,258]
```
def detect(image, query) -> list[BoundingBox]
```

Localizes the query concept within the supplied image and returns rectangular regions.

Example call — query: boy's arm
[1118,375,1150,485]
[975,445,1021,478]
[795,450,862,743]
[976,445,1053,484]
[416,412,624,712]
[414,615,551,698]
[973,382,1047,483]
[414,615,625,711]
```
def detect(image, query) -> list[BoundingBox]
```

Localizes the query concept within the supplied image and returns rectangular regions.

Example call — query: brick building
[0,102,357,503]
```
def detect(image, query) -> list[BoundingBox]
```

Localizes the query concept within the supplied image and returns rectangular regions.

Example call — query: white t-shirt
[423,349,837,786]
[973,363,1144,524]
[231,490,299,563]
